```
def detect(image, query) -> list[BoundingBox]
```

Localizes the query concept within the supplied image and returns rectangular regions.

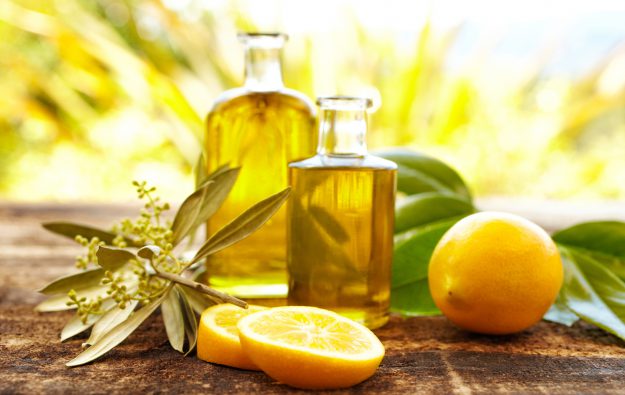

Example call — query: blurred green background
[1,0,624,202]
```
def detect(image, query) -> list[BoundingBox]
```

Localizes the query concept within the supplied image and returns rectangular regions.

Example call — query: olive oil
[204,33,316,298]
[287,97,397,329]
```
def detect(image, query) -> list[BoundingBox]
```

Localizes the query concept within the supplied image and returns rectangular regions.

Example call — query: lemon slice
[197,304,267,370]
[237,306,385,389]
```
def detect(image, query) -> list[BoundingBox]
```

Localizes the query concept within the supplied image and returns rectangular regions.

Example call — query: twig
[154,271,248,309]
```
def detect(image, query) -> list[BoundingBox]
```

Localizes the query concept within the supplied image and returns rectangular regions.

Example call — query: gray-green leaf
[309,205,349,243]
[66,286,171,367]
[137,245,161,260]
[96,246,136,271]
[42,222,139,246]
[39,268,104,295]
[171,167,240,246]
[161,287,185,353]
[178,286,216,314]
[191,187,291,264]
[61,299,116,341]
[194,152,209,189]
[179,289,198,355]
[85,300,138,346]
[35,284,110,312]
[395,192,474,233]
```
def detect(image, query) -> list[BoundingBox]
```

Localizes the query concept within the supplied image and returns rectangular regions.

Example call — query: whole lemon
[428,212,563,335]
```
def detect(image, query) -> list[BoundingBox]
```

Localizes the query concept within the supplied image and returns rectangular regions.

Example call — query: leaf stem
[153,271,248,309]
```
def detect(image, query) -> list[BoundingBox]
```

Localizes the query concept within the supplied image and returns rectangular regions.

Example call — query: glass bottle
[204,33,317,299]
[287,96,397,329]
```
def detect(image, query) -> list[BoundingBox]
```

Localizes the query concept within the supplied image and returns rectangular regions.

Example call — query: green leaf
[171,167,240,246]
[391,279,440,316]
[179,289,198,355]
[392,219,458,289]
[375,148,472,199]
[161,287,185,353]
[66,286,171,367]
[394,192,474,233]
[96,246,136,271]
[42,222,139,246]
[191,187,291,264]
[85,300,138,346]
[543,296,579,327]
[553,222,625,279]
[560,247,625,341]
[39,268,104,295]
[395,164,452,196]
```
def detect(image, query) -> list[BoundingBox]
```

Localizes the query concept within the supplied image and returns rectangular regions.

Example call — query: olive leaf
[179,289,198,355]
[96,246,136,271]
[61,312,102,342]
[171,167,240,246]
[161,287,185,353]
[42,222,139,246]
[197,163,232,188]
[394,192,475,233]
[178,286,217,314]
[39,166,285,366]
[85,300,138,346]
[39,268,105,295]
[288,199,358,284]
[35,284,110,312]
[194,152,209,189]
[61,299,116,341]
[309,205,349,243]
[137,245,161,260]
[66,287,172,367]
[191,187,291,264]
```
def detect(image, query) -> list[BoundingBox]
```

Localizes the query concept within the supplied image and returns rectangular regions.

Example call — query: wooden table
[2,202,625,394]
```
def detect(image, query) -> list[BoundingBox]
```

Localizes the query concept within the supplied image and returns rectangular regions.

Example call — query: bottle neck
[317,108,368,157]
[244,47,284,91]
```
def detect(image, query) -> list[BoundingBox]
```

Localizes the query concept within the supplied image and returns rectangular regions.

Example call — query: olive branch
[36,165,290,367]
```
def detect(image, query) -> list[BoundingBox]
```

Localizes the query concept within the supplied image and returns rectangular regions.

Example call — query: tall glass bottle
[205,33,316,298]
[287,97,397,329]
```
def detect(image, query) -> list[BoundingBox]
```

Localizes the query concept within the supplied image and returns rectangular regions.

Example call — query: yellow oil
[287,165,396,329]
[205,91,316,298]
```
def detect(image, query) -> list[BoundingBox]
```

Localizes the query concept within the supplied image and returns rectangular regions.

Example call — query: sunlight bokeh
[1,0,624,201]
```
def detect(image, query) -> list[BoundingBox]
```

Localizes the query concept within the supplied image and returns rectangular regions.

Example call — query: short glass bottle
[287,96,397,329]
[204,33,317,299]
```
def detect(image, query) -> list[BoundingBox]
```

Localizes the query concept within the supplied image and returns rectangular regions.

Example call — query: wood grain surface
[2,202,625,394]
